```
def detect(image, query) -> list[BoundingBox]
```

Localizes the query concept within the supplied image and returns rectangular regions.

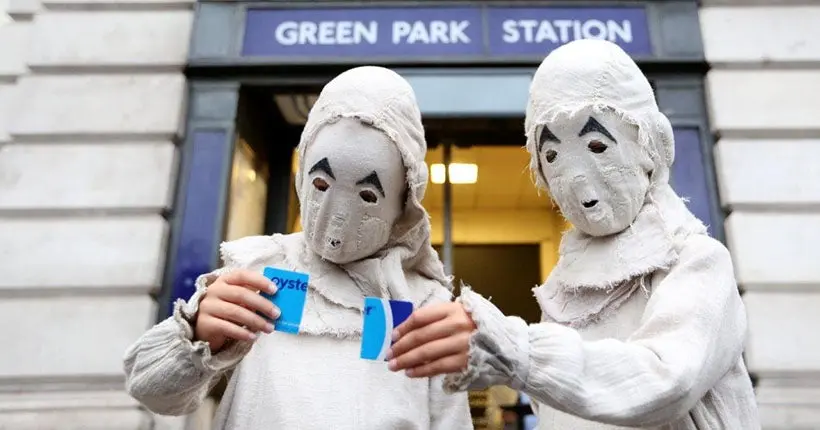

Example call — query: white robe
[124,234,473,430]
[445,231,758,429]
[440,39,760,430]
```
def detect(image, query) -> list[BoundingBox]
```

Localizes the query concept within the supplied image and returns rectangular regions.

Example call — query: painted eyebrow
[578,117,618,143]
[537,125,561,153]
[308,157,335,180]
[356,171,385,197]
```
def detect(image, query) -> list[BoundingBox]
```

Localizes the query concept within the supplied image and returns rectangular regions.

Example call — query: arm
[443,235,747,427]
[123,269,254,415]
[419,286,474,430]
[429,374,473,430]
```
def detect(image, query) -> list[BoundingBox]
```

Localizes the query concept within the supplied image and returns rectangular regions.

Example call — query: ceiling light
[430,163,478,185]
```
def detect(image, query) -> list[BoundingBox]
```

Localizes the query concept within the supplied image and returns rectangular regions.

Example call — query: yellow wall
[225,138,269,241]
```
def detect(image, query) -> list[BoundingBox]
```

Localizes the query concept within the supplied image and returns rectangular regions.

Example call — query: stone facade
[0,0,191,428]
[0,0,817,429]
[701,3,820,429]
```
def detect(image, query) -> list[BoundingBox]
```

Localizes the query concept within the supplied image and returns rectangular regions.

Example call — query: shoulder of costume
[219,233,303,268]
[674,231,732,265]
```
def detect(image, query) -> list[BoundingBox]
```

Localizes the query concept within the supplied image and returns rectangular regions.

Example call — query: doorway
[423,138,562,430]
[423,142,563,322]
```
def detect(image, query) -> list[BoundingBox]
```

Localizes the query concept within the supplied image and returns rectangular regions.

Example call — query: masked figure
[123,66,472,430]
[430,40,760,429]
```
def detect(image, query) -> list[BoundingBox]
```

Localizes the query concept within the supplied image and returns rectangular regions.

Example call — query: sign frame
[189,0,704,67]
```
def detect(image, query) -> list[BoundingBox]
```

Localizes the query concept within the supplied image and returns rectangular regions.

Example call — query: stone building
[0,0,817,428]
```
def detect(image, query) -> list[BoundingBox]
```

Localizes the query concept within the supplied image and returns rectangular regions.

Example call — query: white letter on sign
[449,20,470,43]
[607,20,632,43]
[336,21,353,44]
[429,21,448,43]
[407,21,430,44]
[275,21,298,45]
[392,21,410,44]
[534,21,559,43]
[318,21,335,45]
[501,19,518,43]
[356,21,378,44]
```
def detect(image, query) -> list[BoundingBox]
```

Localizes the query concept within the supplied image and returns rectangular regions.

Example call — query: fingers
[199,314,258,342]
[387,333,470,371]
[201,299,274,334]
[388,331,470,372]
[389,317,458,358]
[222,270,276,294]
[213,284,280,320]
[404,353,469,378]
[392,303,451,341]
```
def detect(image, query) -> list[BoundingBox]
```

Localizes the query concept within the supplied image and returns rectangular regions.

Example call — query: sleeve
[428,374,474,430]
[442,235,748,427]
[123,268,254,415]
[123,235,280,415]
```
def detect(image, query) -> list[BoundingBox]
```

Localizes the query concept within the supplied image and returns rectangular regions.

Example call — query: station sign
[241,5,653,60]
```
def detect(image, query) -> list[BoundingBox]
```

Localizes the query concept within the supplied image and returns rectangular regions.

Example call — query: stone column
[0,0,193,427]
[701,4,820,429]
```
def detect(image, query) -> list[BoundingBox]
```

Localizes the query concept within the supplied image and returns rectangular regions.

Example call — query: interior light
[430,163,478,185]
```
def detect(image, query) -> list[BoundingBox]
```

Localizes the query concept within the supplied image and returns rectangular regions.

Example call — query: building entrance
[170,71,720,430]
[168,2,713,428]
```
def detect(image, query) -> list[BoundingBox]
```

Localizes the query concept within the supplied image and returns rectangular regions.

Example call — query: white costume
[443,40,760,429]
[124,67,473,430]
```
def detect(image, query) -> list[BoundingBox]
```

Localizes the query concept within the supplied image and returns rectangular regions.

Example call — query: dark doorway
[434,244,542,324]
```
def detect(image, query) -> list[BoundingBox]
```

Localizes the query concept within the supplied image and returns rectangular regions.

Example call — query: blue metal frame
[159,82,239,318]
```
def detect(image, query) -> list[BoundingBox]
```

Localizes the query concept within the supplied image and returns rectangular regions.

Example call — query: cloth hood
[525,39,675,189]
[527,40,707,328]
[294,66,450,304]
[524,39,703,236]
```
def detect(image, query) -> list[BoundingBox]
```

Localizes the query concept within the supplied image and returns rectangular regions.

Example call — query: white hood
[527,40,707,328]
[525,39,675,189]
[294,66,450,306]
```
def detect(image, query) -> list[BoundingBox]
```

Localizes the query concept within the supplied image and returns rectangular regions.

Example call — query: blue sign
[242,6,653,60]
[487,7,651,56]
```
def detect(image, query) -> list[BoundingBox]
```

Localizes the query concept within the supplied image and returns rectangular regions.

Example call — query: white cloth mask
[301,118,405,264]
[537,108,653,236]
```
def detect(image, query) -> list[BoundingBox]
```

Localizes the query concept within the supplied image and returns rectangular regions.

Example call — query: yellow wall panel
[428,209,556,245]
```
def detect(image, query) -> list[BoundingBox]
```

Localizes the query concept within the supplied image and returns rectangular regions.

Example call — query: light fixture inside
[430,163,478,185]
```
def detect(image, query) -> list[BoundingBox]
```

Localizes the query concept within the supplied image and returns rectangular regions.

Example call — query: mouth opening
[582,200,599,209]
[328,238,341,248]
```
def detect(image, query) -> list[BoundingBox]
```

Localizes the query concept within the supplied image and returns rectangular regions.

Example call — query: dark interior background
[434,244,542,324]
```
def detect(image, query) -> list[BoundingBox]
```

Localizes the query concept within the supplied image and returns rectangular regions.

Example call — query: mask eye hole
[588,140,608,154]
[545,149,557,163]
[312,177,329,192]
[359,190,378,204]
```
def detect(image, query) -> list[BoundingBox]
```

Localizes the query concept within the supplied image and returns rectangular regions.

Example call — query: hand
[194,269,280,352]
[387,301,476,378]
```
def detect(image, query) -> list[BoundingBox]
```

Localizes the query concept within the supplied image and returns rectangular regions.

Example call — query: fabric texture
[300,118,406,264]
[537,108,653,237]
[442,40,759,429]
[296,66,450,307]
[527,38,706,327]
[124,66,472,429]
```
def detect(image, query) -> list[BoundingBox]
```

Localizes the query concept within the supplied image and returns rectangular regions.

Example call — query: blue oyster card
[360,297,414,361]
[260,267,309,335]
